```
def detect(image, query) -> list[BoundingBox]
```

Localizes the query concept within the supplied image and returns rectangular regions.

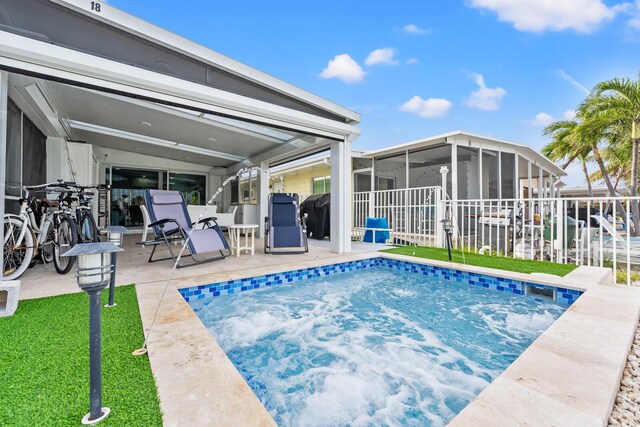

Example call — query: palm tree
[544,116,628,221]
[581,75,640,233]
[542,120,593,197]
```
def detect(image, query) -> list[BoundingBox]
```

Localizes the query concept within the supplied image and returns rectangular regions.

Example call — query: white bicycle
[2,181,76,280]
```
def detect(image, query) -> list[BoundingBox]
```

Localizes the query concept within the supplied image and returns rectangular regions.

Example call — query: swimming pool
[184,259,573,426]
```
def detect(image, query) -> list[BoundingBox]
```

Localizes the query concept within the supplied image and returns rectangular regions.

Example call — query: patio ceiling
[8,73,329,168]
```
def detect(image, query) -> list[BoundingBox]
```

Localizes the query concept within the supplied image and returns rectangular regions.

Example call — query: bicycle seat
[40,198,58,207]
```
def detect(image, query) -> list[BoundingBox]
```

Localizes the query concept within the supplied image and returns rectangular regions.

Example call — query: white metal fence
[352,186,442,246]
[351,188,640,286]
[442,196,640,285]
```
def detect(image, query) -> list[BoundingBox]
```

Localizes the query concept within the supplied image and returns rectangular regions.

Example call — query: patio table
[228,224,258,257]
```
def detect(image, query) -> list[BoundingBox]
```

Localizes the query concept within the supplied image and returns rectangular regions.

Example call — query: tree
[543,116,628,221]
[542,120,593,197]
[580,76,640,234]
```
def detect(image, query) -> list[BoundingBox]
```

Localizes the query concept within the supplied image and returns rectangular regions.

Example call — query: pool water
[190,267,565,426]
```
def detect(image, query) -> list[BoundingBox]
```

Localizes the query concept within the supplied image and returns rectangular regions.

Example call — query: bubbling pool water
[190,267,565,426]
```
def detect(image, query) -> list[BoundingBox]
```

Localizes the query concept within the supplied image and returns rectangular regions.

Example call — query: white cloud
[402,24,429,35]
[406,58,419,65]
[365,48,399,66]
[320,54,366,84]
[557,69,590,94]
[400,96,453,118]
[530,112,554,126]
[464,74,507,111]
[624,1,640,30]
[563,109,577,120]
[468,0,617,33]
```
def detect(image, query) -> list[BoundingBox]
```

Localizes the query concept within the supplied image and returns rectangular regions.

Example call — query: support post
[497,148,502,200]
[0,71,8,280]
[106,254,117,307]
[538,166,543,200]
[330,139,351,253]
[88,289,104,422]
[451,140,458,201]
[258,162,270,238]
[437,166,449,248]
[514,153,520,199]
[478,147,483,199]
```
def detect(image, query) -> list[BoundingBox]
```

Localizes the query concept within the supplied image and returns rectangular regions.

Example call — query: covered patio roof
[364,130,565,178]
[0,0,359,255]
[0,0,361,168]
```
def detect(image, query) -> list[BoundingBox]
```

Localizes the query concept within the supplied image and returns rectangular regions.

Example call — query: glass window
[408,145,451,194]
[375,153,406,190]
[238,171,257,204]
[22,113,46,186]
[377,177,395,190]
[5,99,22,198]
[457,146,479,200]
[354,171,371,192]
[230,179,239,204]
[169,173,207,205]
[353,157,372,170]
[482,149,499,199]
[500,152,515,198]
[312,176,330,194]
[110,167,164,227]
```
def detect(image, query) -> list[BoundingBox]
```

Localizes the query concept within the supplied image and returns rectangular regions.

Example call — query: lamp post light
[103,226,127,308]
[63,242,123,426]
[440,218,453,261]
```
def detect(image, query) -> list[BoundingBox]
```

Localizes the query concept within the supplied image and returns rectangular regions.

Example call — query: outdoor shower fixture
[104,226,128,308]
[63,242,123,425]
[441,218,453,261]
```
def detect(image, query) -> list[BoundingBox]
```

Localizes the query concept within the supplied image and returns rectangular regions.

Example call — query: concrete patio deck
[17,234,390,300]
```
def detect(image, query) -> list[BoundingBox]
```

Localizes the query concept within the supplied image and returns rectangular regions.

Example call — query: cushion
[363,217,390,243]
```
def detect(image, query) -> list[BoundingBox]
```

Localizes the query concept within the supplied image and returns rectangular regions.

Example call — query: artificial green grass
[0,285,162,426]
[382,246,578,277]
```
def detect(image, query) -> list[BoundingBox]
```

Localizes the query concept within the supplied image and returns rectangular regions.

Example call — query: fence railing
[352,186,442,246]
[351,189,640,286]
[444,196,640,285]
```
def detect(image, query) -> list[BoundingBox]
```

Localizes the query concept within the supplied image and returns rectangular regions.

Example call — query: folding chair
[264,193,308,254]
[144,190,230,267]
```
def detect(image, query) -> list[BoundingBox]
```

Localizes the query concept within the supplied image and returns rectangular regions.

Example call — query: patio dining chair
[143,190,230,267]
[264,193,308,254]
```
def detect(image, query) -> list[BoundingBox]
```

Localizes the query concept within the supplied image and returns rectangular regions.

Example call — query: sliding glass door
[107,167,166,227]
[106,166,208,228]
[168,173,206,205]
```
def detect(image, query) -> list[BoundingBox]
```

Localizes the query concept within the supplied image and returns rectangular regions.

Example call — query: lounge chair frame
[264,193,308,254]
[142,190,231,268]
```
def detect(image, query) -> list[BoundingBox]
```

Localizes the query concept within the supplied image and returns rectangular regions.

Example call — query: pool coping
[136,252,638,426]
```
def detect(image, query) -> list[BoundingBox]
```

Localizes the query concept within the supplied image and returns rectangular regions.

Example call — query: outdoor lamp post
[63,242,123,425]
[104,226,127,308]
[440,218,453,261]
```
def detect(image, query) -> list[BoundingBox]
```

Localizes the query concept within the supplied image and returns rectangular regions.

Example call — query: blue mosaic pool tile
[179,257,583,307]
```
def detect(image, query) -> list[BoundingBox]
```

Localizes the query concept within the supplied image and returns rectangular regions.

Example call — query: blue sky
[108,0,640,186]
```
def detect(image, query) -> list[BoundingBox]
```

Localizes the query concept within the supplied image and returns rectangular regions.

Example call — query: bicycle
[2,181,70,279]
[50,188,80,274]
[73,185,101,244]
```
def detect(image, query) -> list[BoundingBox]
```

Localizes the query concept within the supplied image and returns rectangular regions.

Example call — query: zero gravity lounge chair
[264,193,308,254]
[144,190,230,267]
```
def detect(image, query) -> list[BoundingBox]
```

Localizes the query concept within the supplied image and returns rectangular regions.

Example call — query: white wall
[46,138,96,185]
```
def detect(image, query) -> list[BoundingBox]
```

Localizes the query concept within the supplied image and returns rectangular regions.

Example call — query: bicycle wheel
[40,226,55,264]
[53,215,78,274]
[3,217,34,280]
[80,212,100,243]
